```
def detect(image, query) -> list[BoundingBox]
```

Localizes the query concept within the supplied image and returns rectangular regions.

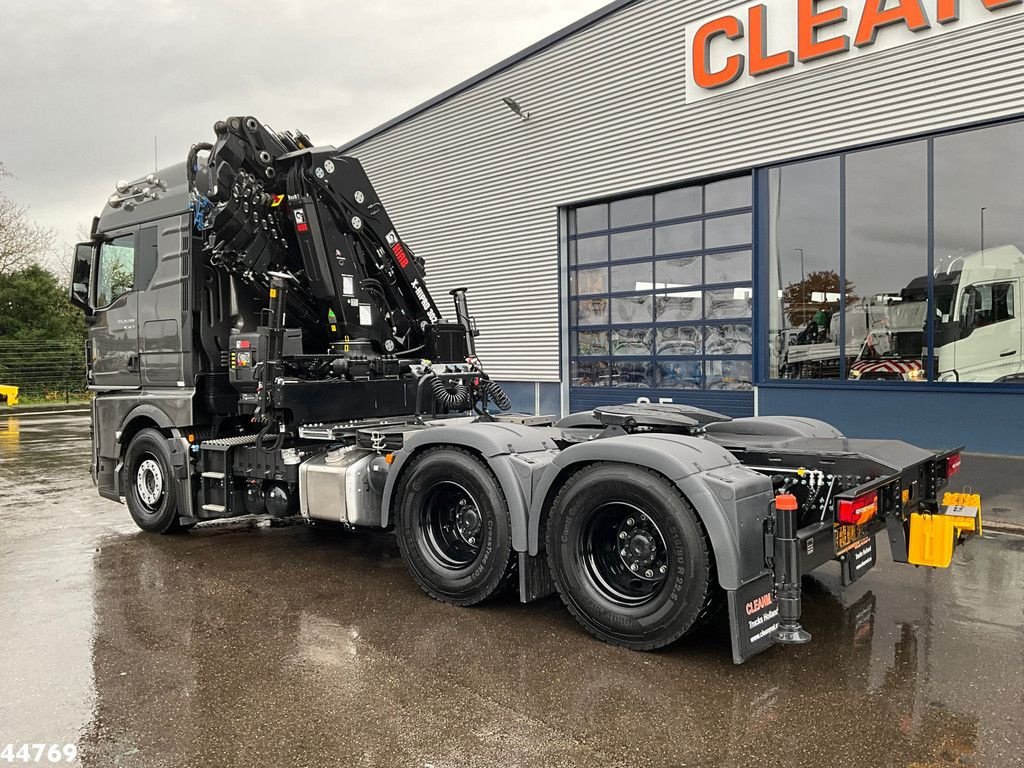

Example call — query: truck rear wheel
[124,428,185,534]
[395,447,516,606]
[546,463,713,650]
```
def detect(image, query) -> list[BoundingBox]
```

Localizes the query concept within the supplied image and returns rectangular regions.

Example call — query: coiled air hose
[430,376,471,410]
[483,380,512,411]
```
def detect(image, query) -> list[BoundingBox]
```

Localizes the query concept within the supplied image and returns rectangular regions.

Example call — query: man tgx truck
[69,117,980,664]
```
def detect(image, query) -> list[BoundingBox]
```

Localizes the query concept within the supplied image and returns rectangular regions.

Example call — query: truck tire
[124,428,184,534]
[546,463,714,651]
[394,447,516,606]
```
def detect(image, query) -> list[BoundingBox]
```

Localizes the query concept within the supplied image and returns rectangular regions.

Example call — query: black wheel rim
[579,502,670,607]
[419,480,483,570]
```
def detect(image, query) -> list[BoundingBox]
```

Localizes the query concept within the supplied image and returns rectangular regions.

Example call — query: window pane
[656,326,702,355]
[571,267,608,296]
[95,234,136,307]
[705,360,753,390]
[655,221,701,255]
[610,195,652,228]
[656,256,701,287]
[572,235,608,265]
[573,298,608,326]
[658,360,702,389]
[705,213,751,249]
[705,250,751,284]
[574,204,608,234]
[571,359,610,386]
[611,327,654,356]
[137,225,158,291]
[611,294,653,324]
[611,262,653,293]
[934,122,1024,383]
[707,287,752,319]
[705,176,751,212]
[573,330,609,357]
[611,229,652,261]
[846,141,928,382]
[656,291,702,322]
[655,187,701,220]
[612,361,655,388]
[705,324,752,355]
[767,157,842,379]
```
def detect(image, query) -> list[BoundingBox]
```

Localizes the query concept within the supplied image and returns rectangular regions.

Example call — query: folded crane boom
[193,116,443,358]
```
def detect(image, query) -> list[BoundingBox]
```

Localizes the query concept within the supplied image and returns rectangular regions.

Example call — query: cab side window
[95,234,136,307]
[966,282,1015,328]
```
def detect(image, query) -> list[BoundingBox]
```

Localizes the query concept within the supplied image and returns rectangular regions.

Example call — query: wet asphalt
[0,411,1022,768]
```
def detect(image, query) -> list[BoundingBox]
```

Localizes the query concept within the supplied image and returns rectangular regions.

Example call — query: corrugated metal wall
[345,0,1024,382]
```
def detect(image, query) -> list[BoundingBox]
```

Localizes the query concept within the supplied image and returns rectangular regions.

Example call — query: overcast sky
[1,0,609,253]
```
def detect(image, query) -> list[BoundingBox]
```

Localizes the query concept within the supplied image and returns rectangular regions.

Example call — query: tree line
[0,162,87,401]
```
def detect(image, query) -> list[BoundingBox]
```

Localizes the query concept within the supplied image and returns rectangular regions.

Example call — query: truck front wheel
[546,464,714,650]
[124,428,184,534]
[394,447,516,606]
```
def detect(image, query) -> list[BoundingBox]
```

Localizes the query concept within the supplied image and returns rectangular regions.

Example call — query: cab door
[90,230,141,389]
[952,279,1021,382]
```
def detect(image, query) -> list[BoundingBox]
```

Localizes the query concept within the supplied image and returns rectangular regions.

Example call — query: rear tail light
[946,453,962,478]
[837,490,879,526]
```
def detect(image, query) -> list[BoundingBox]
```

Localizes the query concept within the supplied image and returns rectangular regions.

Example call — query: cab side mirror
[69,242,94,314]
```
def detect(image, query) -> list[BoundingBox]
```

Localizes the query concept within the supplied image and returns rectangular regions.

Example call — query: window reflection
[706,324,752,356]
[95,235,136,308]
[657,326,702,356]
[656,292,702,322]
[571,359,610,386]
[611,294,653,324]
[658,361,702,389]
[574,298,608,326]
[706,288,752,320]
[611,262,653,293]
[569,174,753,393]
[611,328,654,356]
[706,360,753,390]
[770,121,1024,385]
[934,122,1024,384]
[612,361,655,388]
[573,330,609,357]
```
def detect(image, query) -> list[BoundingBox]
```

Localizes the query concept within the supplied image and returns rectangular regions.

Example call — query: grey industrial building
[342,0,1024,455]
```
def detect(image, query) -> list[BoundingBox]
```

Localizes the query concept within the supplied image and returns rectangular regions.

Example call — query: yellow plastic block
[908,513,955,568]
[941,492,983,536]
[0,385,18,407]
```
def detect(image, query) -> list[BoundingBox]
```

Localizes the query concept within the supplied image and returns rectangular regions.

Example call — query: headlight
[848,369,862,380]
[907,368,926,382]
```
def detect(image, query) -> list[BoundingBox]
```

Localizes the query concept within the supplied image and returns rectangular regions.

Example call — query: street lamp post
[795,248,805,323]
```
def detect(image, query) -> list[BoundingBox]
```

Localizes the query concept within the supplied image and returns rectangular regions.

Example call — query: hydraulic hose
[256,418,285,454]
[186,142,213,190]
[483,380,512,411]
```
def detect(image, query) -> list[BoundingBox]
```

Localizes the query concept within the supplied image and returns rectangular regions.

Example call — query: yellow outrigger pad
[0,385,18,407]
[908,493,982,568]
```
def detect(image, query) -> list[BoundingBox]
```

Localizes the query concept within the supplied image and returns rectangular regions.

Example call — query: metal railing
[0,340,87,403]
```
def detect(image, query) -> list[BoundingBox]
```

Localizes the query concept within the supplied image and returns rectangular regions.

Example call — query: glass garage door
[567,175,755,417]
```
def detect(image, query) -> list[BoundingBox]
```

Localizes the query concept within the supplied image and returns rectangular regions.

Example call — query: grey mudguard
[379,422,559,553]
[526,434,775,591]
